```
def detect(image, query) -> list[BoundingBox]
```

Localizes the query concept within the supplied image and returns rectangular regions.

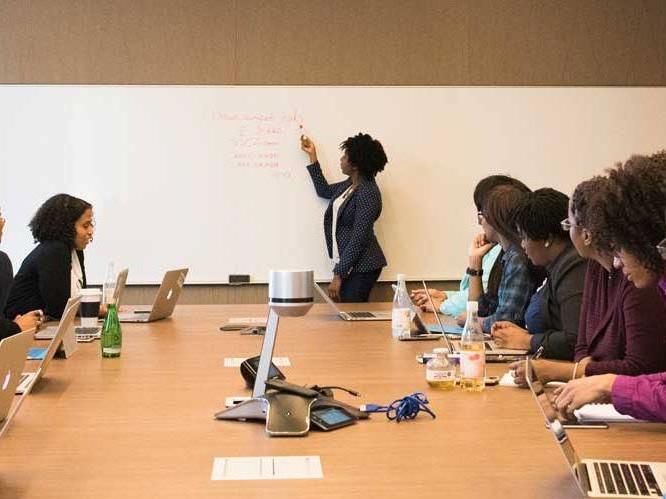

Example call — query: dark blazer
[5,241,86,320]
[0,250,20,340]
[306,162,387,276]
[575,260,666,376]
[529,244,586,360]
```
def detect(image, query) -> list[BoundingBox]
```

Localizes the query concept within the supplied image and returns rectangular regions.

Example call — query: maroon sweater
[575,260,666,376]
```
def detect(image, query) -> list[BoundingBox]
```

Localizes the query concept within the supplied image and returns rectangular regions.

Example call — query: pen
[531,345,545,360]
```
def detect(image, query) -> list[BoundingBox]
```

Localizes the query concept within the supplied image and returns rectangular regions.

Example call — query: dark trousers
[339,268,382,303]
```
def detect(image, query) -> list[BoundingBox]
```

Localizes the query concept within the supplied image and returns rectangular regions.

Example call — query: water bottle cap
[433,347,449,354]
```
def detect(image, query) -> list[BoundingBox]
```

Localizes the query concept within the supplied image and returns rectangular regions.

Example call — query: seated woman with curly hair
[5,194,96,320]
[512,173,666,387]
[554,152,666,422]
[491,188,586,360]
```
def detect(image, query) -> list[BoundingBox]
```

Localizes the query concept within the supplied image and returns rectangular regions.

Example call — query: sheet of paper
[211,456,323,480]
[228,317,267,325]
[574,403,639,422]
[223,357,291,367]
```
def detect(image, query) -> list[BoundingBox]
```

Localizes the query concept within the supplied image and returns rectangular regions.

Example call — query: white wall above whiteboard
[0,86,664,284]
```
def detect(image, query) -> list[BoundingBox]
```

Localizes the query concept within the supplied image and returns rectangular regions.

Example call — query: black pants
[339,268,382,303]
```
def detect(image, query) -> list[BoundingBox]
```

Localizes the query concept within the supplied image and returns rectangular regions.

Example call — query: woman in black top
[491,188,586,360]
[0,207,42,339]
[5,194,95,320]
[301,133,388,302]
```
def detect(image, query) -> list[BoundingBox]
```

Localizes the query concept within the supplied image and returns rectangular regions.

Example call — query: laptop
[313,282,391,321]
[35,295,86,346]
[0,331,33,437]
[16,297,80,395]
[425,288,528,357]
[118,268,188,323]
[34,268,130,341]
[526,359,665,498]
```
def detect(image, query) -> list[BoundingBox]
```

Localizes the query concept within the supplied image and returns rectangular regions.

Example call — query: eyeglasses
[560,218,576,231]
[658,237,666,260]
[477,211,485,224]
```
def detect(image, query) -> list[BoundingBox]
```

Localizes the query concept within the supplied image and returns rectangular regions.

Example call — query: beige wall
[3,0,664,302]
[1,0,665,85]
[121,280,460,305]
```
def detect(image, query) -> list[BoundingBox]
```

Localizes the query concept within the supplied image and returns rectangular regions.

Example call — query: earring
[544,241,551,248]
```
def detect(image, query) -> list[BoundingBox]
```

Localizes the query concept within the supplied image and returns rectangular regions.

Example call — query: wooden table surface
[1,304,664,498]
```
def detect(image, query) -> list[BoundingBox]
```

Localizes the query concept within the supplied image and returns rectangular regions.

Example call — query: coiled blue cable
[361,392,436,422]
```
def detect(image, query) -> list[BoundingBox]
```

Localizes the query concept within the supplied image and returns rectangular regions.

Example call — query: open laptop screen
[525,360,582,476]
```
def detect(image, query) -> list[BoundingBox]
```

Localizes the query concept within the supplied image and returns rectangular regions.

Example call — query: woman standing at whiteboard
[301,133,388,302]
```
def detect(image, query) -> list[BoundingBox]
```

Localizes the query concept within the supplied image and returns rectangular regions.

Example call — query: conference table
[1,304,665,498]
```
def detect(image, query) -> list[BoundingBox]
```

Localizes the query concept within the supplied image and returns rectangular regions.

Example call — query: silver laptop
[118,268,188,323]
[17,297,81,395]
[34,268,130,341]
[526,359,665,498]
[313,282,391,321]
[421,282,526,357]
[0,331,33,437]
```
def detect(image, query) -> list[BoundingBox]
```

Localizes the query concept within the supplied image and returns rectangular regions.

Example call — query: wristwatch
[465,267,483,277]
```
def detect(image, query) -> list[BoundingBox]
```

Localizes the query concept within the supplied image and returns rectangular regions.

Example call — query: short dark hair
[571,176,608,229]
[483,184,529,247]
[29,193,92,249]
[340,133,387,180]
[514,188,570,242]
[473,175,530,211]
[589,151,666,274]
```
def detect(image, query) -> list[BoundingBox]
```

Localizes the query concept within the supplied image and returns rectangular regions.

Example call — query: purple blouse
[609,273,666,422]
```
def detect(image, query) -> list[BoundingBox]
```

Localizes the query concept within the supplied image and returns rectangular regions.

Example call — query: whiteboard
[0,86,664,284]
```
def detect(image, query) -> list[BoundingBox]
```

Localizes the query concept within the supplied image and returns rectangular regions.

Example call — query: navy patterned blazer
[306,162,387,277]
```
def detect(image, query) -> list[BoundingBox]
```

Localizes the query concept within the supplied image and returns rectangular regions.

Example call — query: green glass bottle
[101,302,122,358]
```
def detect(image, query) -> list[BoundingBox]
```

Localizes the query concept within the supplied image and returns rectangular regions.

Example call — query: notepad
[211,456,323,480]
[27,347,47,360]
[427,324,463,334]
[574,403,639,422]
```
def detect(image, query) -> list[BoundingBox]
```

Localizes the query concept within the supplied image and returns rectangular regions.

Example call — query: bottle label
[460,351,486,378]
[426,369,455,382]
[391,308,411,337]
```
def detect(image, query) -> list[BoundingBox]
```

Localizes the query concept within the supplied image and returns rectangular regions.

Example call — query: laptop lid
[36,297,81,383]
[0,331,33,422]
[114,268,129,306]
[147,268,188,321]
[421,281,456,350]
[313,282,342,314]
[525,359,588,495]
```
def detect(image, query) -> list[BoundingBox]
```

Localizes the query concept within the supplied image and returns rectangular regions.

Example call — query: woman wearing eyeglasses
[554,152,666,422]
[512,174,666,389]
[459,183,542,333]
[5,194,95,320]
[411,175,528,318]
[490,188,586,360]
[0,208,42,339]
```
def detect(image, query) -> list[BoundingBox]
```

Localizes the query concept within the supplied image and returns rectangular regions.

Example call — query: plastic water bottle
[460,301,485,392]
[391,274,412,339]
[102,261,116,305]
[426,348,456,390]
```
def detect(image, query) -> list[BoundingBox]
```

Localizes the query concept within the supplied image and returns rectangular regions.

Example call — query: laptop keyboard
[75,326,101,335]
[347,311,376,318]
[593,461,662,496]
